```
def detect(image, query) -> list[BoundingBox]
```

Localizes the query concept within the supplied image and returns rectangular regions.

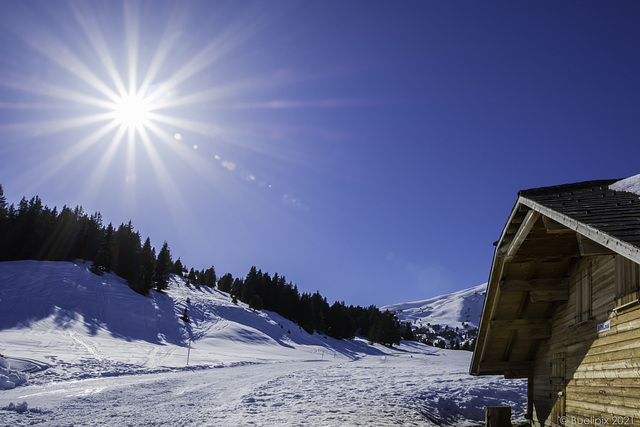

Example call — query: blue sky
[1,1,639,307]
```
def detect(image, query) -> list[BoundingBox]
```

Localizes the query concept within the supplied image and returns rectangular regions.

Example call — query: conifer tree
[140,237,156,294]
[249,294,263,311]
[0,185,6,218]
[297,294,316,334]
[154,241,172,292]
[91,223,114,275]
[0,185,8,260]
[174,258,184,276]
[372,311,402,347]
[113,221,141,287]
[401,322,415,341]
[203,266,216,288]
[82,212,103,262]
[218,273,233,293]
[241,268,257,303]
[230,278,243,299]
[196,269,206,288]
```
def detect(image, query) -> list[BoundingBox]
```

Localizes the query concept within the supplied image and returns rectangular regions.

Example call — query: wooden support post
[526,377,533,420]
[486,406,511,427]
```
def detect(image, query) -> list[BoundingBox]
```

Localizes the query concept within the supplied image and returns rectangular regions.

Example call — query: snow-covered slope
[0,260,372,378]
[0,261,524,425]
[382,283,487,329]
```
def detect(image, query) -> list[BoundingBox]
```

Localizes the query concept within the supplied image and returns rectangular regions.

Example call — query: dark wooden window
[615,256,640,309]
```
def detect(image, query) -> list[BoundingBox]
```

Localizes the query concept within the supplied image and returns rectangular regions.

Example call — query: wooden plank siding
[531,254,640,426]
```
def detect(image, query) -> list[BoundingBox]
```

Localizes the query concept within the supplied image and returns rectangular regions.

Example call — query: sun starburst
[111,92,152,130]
[1,1,320,229]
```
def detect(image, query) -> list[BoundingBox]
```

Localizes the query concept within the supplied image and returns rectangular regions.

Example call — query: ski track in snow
[0,350,526,427]
[0,261,526,425]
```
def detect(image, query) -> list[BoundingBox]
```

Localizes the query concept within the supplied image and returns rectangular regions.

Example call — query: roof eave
[469,199,524,376]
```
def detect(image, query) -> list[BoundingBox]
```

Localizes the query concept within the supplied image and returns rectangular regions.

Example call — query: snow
[0,261,525,425]
[0,355,28,390]
[382,283,487,329]
[610,173,640,196]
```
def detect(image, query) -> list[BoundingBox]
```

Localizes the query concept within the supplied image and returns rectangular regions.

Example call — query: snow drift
[0,356,28,390]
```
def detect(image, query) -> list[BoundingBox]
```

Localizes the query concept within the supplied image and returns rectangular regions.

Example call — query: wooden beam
[500,278,569,292]
[577,233,616,256]
[530,289,569,302]
[504,370,533,379]
[529,329,552,340]
[542,216,572,234]
[490,319,552,339]
[501,292,530,362]
[527,375,534,419]
[512,235,582,260]
[479,361,533,372]
[505,210,540,262]
[490,319,550,329]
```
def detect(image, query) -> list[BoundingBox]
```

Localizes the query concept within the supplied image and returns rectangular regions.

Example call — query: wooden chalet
[470,178,640,426]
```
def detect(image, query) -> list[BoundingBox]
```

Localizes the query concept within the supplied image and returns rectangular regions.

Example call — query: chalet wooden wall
[531,255,640,426]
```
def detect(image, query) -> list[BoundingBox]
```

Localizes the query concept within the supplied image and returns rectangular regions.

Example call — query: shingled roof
[518,178,640,253]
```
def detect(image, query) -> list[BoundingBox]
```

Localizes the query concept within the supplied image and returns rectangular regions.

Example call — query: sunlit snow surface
[0,261,525,426]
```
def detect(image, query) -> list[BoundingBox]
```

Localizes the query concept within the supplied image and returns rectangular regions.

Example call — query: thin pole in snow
[187,340,191,366]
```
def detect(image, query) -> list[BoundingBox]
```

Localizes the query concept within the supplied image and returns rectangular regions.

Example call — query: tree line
[222,266,413,345]
[0,185,411,346]
[0,187,181,295]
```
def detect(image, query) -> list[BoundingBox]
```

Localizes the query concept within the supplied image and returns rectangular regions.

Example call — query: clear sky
[1,1,639,307]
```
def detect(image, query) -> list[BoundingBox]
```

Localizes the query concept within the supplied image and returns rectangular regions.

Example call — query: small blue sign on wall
[597,320,611,333]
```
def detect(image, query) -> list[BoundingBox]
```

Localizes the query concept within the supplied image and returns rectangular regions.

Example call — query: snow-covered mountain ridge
[0,261,524,426]
[383,283,486,349]
[383,283,486,328]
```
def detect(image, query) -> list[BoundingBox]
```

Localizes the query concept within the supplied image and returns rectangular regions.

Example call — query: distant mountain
[383,283,487,328]
[382,283,487,350]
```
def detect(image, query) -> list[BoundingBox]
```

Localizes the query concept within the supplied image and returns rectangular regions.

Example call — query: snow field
[0,261,526,425]
[1,346,526,426]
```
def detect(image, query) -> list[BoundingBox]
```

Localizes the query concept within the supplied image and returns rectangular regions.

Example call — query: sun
[111,92,152,130]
